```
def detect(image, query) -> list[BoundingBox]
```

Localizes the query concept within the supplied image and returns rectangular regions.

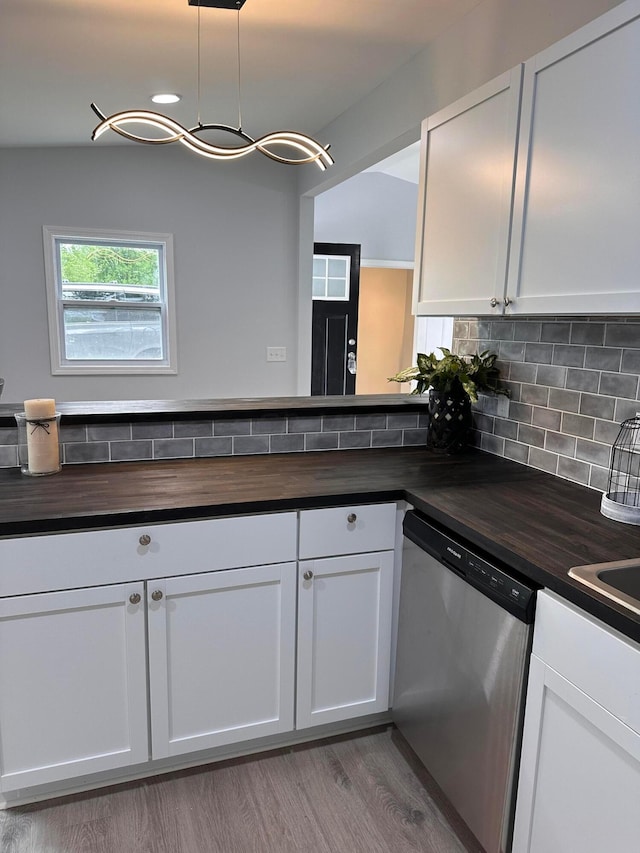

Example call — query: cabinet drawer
[299,503,397,559]
[0,512,298,597]
[533,591,640,733]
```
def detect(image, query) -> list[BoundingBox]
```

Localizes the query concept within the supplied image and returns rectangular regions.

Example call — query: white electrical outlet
[266,346,287,362]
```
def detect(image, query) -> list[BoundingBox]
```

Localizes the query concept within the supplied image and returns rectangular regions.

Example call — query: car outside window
[43,227,177,375]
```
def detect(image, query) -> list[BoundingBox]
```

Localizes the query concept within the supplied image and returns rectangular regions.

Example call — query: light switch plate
[266,346,287,362]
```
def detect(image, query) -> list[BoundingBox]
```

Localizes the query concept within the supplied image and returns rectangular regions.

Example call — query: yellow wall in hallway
[356,268,414,395]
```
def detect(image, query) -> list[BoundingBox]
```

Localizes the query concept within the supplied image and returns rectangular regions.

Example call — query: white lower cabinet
[147,562,296,758]
[512,592,640,853]
[296,551,394,729]
[0,504,398,803]
[296,502,397,729]
[0,582,148,793]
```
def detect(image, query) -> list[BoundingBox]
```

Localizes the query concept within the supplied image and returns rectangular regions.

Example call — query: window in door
[312,255,351,301]
[43,226,177,375]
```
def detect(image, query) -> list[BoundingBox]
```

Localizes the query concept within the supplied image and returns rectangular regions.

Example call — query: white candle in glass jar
[23,398,60,474]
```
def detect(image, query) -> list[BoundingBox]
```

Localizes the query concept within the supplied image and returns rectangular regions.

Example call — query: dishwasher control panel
[403,510,536,622]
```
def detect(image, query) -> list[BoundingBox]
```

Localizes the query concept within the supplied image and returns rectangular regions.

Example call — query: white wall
[0,146,300,402]
[314,172,418,264]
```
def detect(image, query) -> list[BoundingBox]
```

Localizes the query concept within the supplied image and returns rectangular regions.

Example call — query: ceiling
[0,0,483,149]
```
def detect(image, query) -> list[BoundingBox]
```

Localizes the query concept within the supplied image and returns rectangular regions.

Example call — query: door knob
[504,296,512,307]
[490,297,499,308]
[151,589,163,601]
[139,534,151,546]
[347,513,357,524]
[129,592,141,605]
[303,570,313,581]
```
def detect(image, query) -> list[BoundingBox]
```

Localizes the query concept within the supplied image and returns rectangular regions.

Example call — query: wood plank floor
[0,727,484,853]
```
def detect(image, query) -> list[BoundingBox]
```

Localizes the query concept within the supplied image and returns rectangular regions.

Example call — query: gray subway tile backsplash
[287,415,323,434]
[599,372,639,400]
[269,433,305,453]
[541,322,571,343]
[0,446,17,467]
[339,430,372,449]
[565,368,599,393]
[455,316,640,491]
[251,417,287,435]
[585,346,622,371]
[305,431,339,451]
[110,440,153,462]
[570,323,605,346]
[355,414,387,430]
[322,415,355,432]
[529,447,559,475]
[233,435,270,455]
[604,323,640,348]
[387,413,419,430]
[153,438,194,459]
[1,318,637,499]
[194,436,233,457]
[132,421,173,440]
[173,420,213,438]
[621,349,640,373]
[64,442,110,464]
[87,424,131,442]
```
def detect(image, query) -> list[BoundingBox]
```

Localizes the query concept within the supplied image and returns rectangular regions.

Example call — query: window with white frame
[43,226,177,374]
[312,254,351,300]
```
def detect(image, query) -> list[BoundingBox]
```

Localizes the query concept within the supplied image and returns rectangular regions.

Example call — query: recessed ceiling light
[151,94,181,105]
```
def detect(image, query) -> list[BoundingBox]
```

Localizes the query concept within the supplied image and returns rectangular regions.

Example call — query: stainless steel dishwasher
[393,510,536,853]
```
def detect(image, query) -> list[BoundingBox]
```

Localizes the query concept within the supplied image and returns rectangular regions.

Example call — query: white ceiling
[0,0,483,148]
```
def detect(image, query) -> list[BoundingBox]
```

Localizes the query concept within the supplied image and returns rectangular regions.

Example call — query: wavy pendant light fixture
[91,0,333,170]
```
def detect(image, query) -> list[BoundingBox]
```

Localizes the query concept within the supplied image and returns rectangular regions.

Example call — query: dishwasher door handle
[440,556,467,580]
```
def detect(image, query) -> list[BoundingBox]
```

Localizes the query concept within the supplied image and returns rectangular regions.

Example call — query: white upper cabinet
[414,0,640,316]
[413,66,523,317]
[506,0,640,314]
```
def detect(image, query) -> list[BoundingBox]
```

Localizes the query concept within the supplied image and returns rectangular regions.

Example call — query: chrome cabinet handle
[490,297,499,308]
[504,296,512,307]
[303,571,313,581]
[139,534,151,546]
[347,513,357,524]
[151,589,163,602]
[129,592,141,605]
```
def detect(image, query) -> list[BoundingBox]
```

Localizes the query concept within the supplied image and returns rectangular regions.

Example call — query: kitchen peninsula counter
[0,446,639,642]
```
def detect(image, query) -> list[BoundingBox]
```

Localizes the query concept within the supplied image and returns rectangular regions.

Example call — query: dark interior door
[311,243,360,396]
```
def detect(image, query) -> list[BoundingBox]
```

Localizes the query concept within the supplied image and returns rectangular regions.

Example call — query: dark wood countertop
[0,447,639,642]
[0,394,426,426]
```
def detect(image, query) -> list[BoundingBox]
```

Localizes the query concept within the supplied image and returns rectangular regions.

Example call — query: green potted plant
[389,348,509,452]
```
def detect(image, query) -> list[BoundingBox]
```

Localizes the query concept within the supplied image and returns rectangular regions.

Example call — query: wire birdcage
[601,415,640,525]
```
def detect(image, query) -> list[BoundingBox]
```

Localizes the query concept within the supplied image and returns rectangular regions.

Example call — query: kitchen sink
[569,559,640,617]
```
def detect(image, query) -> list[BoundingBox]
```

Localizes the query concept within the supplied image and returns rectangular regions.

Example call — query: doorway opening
[311,243,360,396]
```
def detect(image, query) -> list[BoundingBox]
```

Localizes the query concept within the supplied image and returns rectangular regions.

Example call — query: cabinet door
[148,563,296,759]
[507,1,640,314]
[512,655,640,853]
[414,66,522,317]
[0,583,148,793]
[297,551,394,729]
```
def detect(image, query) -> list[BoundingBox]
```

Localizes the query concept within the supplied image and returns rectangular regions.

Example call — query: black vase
[426,387,472,453]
